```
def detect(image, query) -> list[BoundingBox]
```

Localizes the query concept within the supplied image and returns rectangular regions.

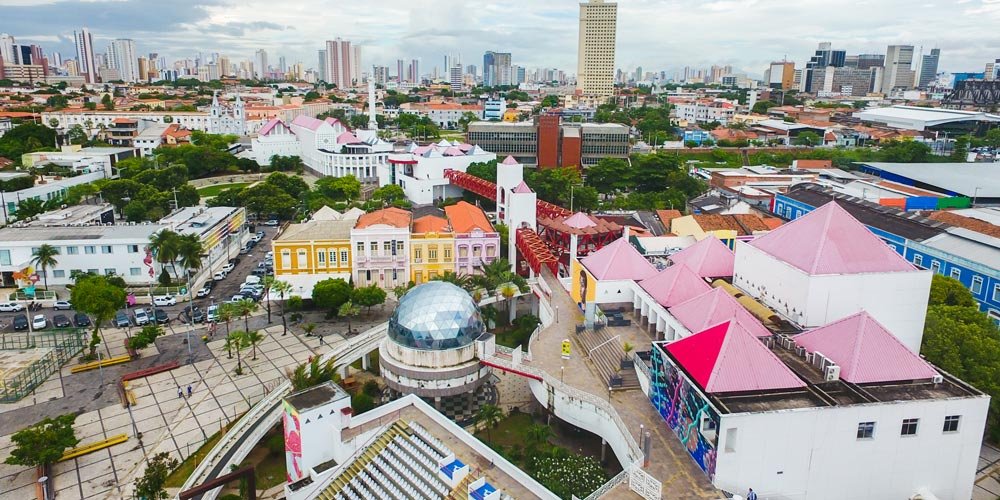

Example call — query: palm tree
[264,277,293,333]
[338,300,360,335]
[287,357,337,390]
[228,330,249,373]
[480,305,498,331]
[433,270,472,291]
[222,334,235,360]
[498,282,518,325]
[176,234,204,280]
[242,330,265,361]
[218,302,236,342]
[476,404,503,444]
[31,244,59,291]
[526,423,553,448]
[233,299,258,333]
[148,230,180,280]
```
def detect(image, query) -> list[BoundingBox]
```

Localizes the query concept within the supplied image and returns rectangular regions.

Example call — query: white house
[388,140,496,205]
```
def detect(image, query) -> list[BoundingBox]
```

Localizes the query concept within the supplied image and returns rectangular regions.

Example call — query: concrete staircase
[573,326,640,390]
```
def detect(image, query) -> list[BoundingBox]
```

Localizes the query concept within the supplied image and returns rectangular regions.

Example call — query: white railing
[580,465,632,500]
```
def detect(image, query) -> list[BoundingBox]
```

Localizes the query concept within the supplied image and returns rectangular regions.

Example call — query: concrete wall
[713,395,990,500]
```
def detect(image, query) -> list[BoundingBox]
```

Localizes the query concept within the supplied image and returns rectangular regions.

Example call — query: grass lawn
[197,182,251,197]
[439,130,466,140]
[476,410,534,448]
[164,415,243,487]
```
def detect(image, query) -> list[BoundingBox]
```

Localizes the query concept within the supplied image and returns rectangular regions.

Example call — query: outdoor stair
[572,326,640,390]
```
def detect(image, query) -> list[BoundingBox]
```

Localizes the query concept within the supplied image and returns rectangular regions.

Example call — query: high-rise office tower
[74,27,97,83]
[916,48,940,89]
[804,42,846,91]
[325,39,353,88]
[882,45,915,92]
[396,59,405,82]
[483,51,512,87]
[466,64,477,79]
[318,50,327,83]
[107,39,139,82]
[577,0,617,97]
[374,66,389,85]
[768,61,796,90]
[408,58,420,84]
[254,49,268,80]
[352,45,362,85]
[218,55,230,77]
[0,33,14,66]
[279,56,287,74]
[449,64,463,91]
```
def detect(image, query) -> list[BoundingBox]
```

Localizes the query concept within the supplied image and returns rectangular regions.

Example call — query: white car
[53,300,72,310]
[196,286,211,298]
[31,314,47,330]
[134,309,150,326]
[213,271,227,281]
[206,305,220,323]
[0,302,24,312]
[265,251,274,260]
[153,295,176,307]
[221,263,236,274]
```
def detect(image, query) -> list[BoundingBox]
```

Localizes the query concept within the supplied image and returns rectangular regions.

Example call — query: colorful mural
[282,400,304,482]
[569,258,596,308]
[649,344,720,479]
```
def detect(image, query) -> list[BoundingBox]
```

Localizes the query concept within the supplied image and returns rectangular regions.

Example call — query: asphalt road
[0,226,279,333]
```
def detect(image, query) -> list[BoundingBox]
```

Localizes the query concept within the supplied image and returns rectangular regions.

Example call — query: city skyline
[3,0,998,77]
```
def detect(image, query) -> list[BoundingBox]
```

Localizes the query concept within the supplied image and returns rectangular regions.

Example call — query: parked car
[12,315,28,330]
[153,295,177,307]
[221,262,235,274]
[240,245,252,255]
[244,275,262,286]
[32,314,47,330]
[113,311,130,328]
[134,309,150,326]
[252,232,264,242]
[52,314,72,328]
[213,271,227,281]
[0,302,24,312]
[196,285,212,297]
[265,251,274,259]
[251,268,267,276]
[153,308,169,324]
[183,305,205,323]
[264,219,279,226]
[206,304,219,323]
[53,300,72,310]
[73,312,91,327]
[226,295,248,304]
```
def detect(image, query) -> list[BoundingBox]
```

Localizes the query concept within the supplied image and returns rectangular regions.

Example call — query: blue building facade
[773,193,1000,324]
[682,129,712,145]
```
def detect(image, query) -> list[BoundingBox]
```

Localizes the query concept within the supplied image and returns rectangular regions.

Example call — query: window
[993,284,1000,303]
[128,245,139,253]
[341,250,348,264]
[297,250,308,269]
[900,418,918,436]
[414,248,422,260]
[280,250,291,269]
[724,428,737,453]
[101,245,113,254]
[428,247,438,262]
[356,242,364,254]
[913,254,923,267]
[950,268,961,280]
[370,242,377,254]
[384,241,391,254]
[85,246,96,255]
[52,270,66,278]
[0,250,9,266]
[31,247,39,254]
[857,422,875,440]
[317,251,326,265]
[328,251,336,265]
[66,246,78,255]
[972,276,983,295]
[930,261,940,274]
[444,248,451,260]
[104,268,116,276]
[943,415,960,433]
[486,245,495,257]
[130,268,141,276]
[88,268,98,274]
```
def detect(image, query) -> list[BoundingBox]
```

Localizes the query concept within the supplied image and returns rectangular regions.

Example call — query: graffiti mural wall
[282,400,304,482]
[649,344,720,480]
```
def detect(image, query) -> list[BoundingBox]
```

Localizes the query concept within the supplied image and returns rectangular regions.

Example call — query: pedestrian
[177,387,183,398]
[746,488,758,500]
[187,385,193,397]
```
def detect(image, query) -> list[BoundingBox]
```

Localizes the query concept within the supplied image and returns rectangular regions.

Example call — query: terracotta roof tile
[412,215,451,234]
[926,211,1000,238]
[355,207,411,229]
[444,201,494,233]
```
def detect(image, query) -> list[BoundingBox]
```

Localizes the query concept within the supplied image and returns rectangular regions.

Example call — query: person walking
[187,385,193,397]
[177,387,183,398]
[746,488,758,500]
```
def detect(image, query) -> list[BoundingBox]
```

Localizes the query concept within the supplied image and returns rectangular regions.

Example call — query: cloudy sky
[3,0,998,77]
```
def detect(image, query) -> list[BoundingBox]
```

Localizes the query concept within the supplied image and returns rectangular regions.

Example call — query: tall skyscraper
[483,51,512,87]
[278,55,287,74]
[352,45,362,85]
[577,0,617,97]
[218,55,230,77]
[768,61,796,90]
[107,39,139,82]
[881,45,915,92]
[325,39,353,88]
[916,48,940,89]
[449,63,463,91]
[74,27,97,84]
[396,59,405,82]
[254,49,268,79]
[318,50,327,83]
[0,33,14,67]
[804,42,846,92]
[407,58,420,84]
[374,65,389,85]
[986,59,1000,81]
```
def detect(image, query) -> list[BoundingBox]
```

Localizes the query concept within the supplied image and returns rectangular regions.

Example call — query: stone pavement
[975,442,1000,499]
[529,271,721,499]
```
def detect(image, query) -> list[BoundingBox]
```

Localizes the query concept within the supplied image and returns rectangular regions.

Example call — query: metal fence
[0,329,87,403]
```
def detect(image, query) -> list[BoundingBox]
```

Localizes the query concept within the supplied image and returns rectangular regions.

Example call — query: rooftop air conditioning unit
[812,351,827,370]
[823,364,841,382]
[795,346,807,357]
[932,374,944,384]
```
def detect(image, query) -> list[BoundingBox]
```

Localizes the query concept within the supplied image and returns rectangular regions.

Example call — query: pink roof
[638,264,712,307]
[749,202,915,275]
[669,288,771,338]
[501,155,519,165]
[564,212,597,229]
[336,131,360,144]
[443,147,465,156]
[258,118,283,136]
[580,238,658,281]
[457,144,473,152]
[793,312,937,383]
[666,321,806,393]
[291,115,324,131]
[324,117,348,129]
[670,236,734,278]
[512,181,532,194]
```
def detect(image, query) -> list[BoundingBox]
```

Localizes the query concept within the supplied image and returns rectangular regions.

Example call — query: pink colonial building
[350,207,411,289]
[444,201,500,275]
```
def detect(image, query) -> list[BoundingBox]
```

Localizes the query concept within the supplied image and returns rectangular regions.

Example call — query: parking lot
[0,225,279,334]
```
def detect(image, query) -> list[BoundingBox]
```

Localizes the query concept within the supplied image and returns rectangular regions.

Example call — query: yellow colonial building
[271,206,363,296]
[410,215,454,285]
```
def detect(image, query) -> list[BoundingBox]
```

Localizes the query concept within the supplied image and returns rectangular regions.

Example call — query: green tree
[128,324,164,351]
[71,275,126,356]
[338,300,360,334]
[585,157,631,196]
[314,175,361,201]
[878,139,931,163]
[13,198,45,220]
[30,244,59,291]
[352,285,387,314]
[371,184,406,206]
[475,404,503,444]
[148,229,181,280]
[4,414,79,468]
[176,233,204,280]
[752,100,777,114]
[458,111,479,132]
[101,93,114,110]
[793,131,821,146]
[233,298,258,333]
[313,278,353,315]
[351,392,375,414]
[67,124,88,145]
[135,452,178,500]
[466,160,498,183]
[526,423,553,448]
[288,357,339,390]
[928,275,978,307]
[242,330,265,361]
[951,135,971,161]
[228,330,249,373]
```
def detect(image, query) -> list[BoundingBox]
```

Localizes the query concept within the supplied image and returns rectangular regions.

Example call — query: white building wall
[713,395,989,500]
[0,234,157,285]
[393,152,496,205]
[733,241,931,353]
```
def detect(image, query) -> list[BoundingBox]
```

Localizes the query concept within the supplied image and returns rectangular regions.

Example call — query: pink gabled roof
[324,117,348,129]
[501,155,519,165]
[512,181,532,194]
[336,131,360,144]
[666,321,806,394]
[443,147,465,156]
[564,212,597,229]
[638,264,712,308]
[258,118,283,136]
[669,288,771,338]
[669,236,734,278]
[580,238,658,281]
[793,312,937,383]
[749,202,915,275]
[291,114,324,130]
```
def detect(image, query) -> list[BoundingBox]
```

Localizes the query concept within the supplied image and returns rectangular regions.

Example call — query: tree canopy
[312,278,353,314]
[5,414,79,467]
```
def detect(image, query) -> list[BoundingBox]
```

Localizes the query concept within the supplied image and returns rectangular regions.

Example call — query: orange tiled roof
[355,207,411,229]
[926,211,1000,238]
[657,209,682,226]
[794,159,834,169]
[444,201,494,233]
[412,215,451,234]
[761,217,784,230]
[692,214,773,236]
